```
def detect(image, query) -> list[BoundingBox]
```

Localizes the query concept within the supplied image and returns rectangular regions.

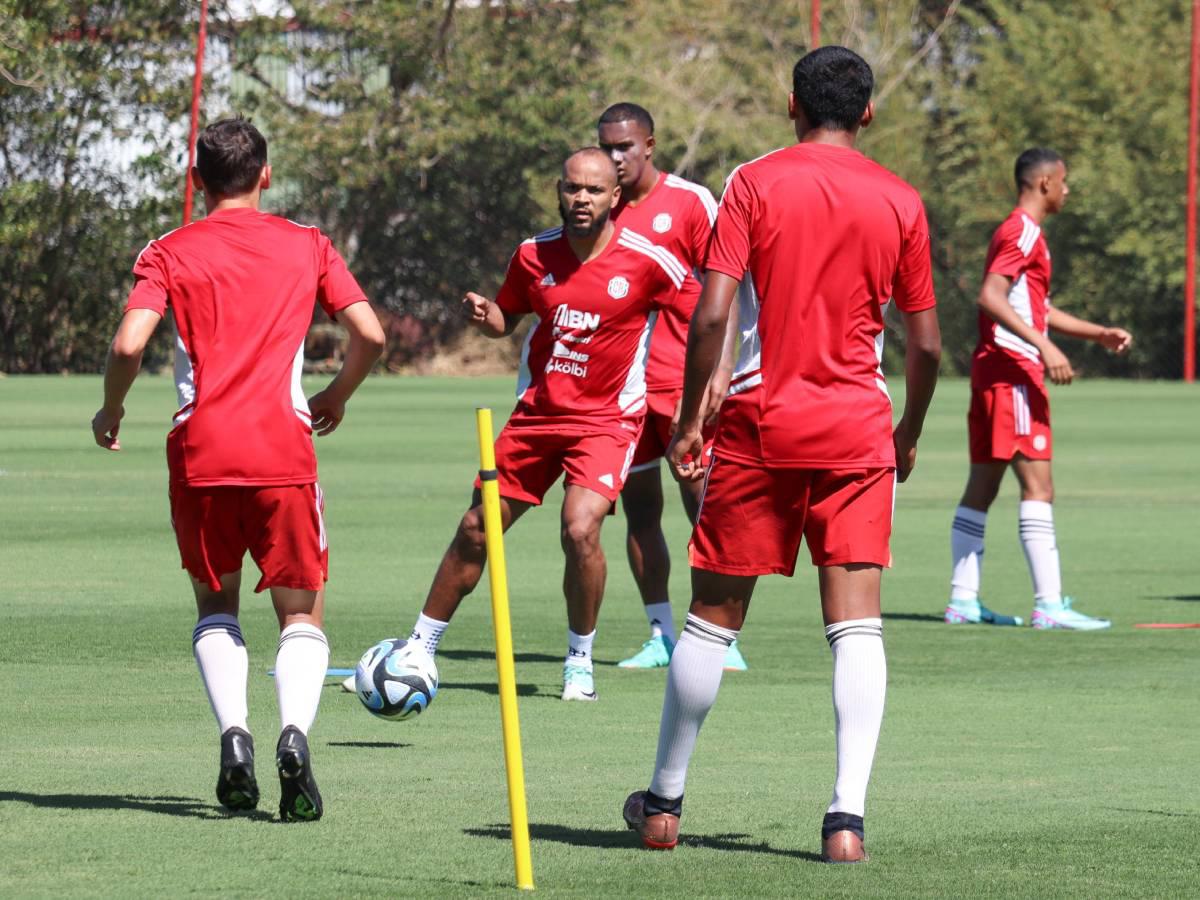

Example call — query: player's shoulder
[662,173,718,220]
[994,208,1042,255]
[615,226,687,288]
[510,225,564,267]
[722,146,795,191]
[520,225,564,246]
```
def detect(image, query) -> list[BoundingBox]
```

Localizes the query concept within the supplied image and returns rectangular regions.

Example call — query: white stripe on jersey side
[291,339,311,425]
[618,227,689,282]
[874,300,893,401]
[994,272,1041,361]
[1017,215,1041,256]
[515,315,538,400]
[728,274,762,394]
[617,230,687,288]
[664,173,718,225]
[522,226,563,245]
[617,311,656,414]
[173,331,196,424]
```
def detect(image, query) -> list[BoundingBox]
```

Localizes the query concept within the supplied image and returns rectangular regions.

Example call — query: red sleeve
[985,219,1029,280]
[494,247,535,315]
[892,201,937,313]
[125,241,170,315]
[316,233,368,318]
[704,168,754,280]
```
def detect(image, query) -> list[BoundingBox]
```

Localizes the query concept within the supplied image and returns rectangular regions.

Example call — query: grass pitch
[1,375,1198,898]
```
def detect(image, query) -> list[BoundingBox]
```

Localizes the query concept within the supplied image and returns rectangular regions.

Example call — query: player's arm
[307,301,386,436]
[92,308,162,450]
[699,298,739,426]
[893,307,941,483]
[1047,306,1132,353]
[977,272,1074,384]
[463,291,523,338]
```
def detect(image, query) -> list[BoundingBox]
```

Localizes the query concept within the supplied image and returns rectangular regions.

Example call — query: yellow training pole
[475,407,535,891]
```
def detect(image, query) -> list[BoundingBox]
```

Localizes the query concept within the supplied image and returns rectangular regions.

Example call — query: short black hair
[598,102,655,136]
[791,46,874,132]
[1015,147,1064,191]
[195,117,267,198]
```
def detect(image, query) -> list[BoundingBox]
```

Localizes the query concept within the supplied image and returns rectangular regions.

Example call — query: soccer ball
[354,638,438,721]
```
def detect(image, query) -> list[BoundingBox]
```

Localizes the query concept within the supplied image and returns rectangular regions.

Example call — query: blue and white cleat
[1031,597,1111,631]
[561,663,598,701]
[618,635,674,669]
[944,599,1024,626]
[723,639,749,671]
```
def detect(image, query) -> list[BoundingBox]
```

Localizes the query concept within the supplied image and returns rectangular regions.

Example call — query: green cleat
[723,639,749,671]
[1031,597,1111,631]
[617,634,674,669]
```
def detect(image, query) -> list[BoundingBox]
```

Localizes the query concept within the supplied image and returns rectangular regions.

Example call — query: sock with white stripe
[193,615,249,734]
[1019,500,1062,607]
[566,628,595,670]
[825,618,886,818]
[648,613,737,800]
[949,506,988,603]
[409,612,449,658]
[274,623,330,735]
[645,602,675,641]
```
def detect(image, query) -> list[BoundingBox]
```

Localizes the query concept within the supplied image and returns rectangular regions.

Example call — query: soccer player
[597,102,747,672]
[91,118,384,821]
[621,47,942,863]
[397,147,690,702]
[944,148,1132,629]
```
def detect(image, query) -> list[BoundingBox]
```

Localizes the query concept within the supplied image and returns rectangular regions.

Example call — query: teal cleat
[618,634,674,669]
[723,639,749,671]
[943,599,1024,626]
[1031,597,1111,631]
[561,663,598,701]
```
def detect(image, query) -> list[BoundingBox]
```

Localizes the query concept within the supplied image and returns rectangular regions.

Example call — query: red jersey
[610,172,717,393]
[972,208,1052,387]
[706,144,936,468]
[496,225,689,432]
[125,208,367,486]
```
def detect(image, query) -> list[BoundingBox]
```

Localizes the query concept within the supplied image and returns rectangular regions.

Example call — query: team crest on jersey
[652,213,672,234]
[607,276,630,299]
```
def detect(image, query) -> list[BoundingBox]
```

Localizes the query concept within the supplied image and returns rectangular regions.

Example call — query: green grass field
[1,375,1198,898]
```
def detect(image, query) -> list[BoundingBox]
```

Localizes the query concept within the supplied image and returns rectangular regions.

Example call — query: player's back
[712,143,934,466]
[128,208,364,486]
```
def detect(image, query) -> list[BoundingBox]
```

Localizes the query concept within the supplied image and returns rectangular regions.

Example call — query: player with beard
[393,148,692,702]
[597,103,747,673]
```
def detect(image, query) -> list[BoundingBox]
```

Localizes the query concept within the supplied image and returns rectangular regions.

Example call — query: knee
[454,508,488,557]
[1021,486,1054,504]
[561,517,601,556]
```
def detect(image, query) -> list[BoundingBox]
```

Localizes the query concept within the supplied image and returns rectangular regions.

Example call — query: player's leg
[560,484,613,700]
[1013,456,1109,630]
[618,463,676,668]
[945,461,1019,624]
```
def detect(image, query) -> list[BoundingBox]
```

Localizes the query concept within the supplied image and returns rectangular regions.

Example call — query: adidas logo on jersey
[540,273,556,287]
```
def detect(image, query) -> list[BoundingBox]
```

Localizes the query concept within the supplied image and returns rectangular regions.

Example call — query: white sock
[644,601,675,641]
[649,614,736,799]
[566,628,595,670]
[274,623,329,735]
[1019,500,1062,607]
[825,618,886,818]
[193,615,249,734]
[410,612,449,658]
[949,505,987,603]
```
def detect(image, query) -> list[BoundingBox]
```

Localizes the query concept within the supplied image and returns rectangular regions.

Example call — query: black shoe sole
[217,761,260,812]
[277,747,322,822]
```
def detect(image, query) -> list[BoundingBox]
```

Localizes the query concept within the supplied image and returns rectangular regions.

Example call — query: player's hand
[701,368,732,426]
[1040,340,1074,385]
[92,406,123,451]
[307,388,346,436]
[1098,326,1132,354]
[892,421,918,483]
[462,292,492,326]
[666,424,707,483]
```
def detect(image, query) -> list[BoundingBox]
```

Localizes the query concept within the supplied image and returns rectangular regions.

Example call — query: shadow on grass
[437,649,620,667]
[1104,806,1197,818]
[0,791,274,822]
[441,681,539,696]
[882,612,944,623]
[465,823,824,861]
[326,741,412,750]
[1147,594,1200,602]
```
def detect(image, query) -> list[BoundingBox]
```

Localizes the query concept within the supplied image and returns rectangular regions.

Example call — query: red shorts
[968,381,1052,463]
[629,389,715,473]
[689,458,894,575]
[169,482,328,593]
[479,424,638,505]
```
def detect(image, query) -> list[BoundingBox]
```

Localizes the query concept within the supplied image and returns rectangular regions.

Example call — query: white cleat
[561,664,598,702]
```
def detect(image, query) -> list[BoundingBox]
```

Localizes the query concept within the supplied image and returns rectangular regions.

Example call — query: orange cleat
[623,790,681,850]
[821,812,868,863]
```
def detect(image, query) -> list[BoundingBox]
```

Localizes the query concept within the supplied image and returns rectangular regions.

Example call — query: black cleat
[217,726,260,812]
[276,725,323,822]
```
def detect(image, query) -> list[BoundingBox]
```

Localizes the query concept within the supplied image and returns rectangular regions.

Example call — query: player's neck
[204,192,262,215]
[566,220,615,263]
[1017,195,1049,224]
[796,127,858,149]
[622,166,660,206]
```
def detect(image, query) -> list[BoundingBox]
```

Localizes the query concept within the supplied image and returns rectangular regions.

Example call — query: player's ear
[860,101,875,130]
[610,183,621,209]
[644,133,655,157]
[190,167,205,193]
[260,165,271,191]
[787,92,799,121]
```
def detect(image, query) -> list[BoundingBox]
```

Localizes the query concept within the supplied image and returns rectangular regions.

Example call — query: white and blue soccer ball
[355,638,438,721]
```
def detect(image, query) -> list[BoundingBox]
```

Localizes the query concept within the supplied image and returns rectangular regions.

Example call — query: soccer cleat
[340,673,356,692]
[1031,597,1111,631]
[561,663,598,701]
[943,599,1024,626]
[723,639,749,671]
[618,634,674,669]
[821,812,868,863]
[276,725,323,822]
[216,726,259,812]
[623,790,681,850]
